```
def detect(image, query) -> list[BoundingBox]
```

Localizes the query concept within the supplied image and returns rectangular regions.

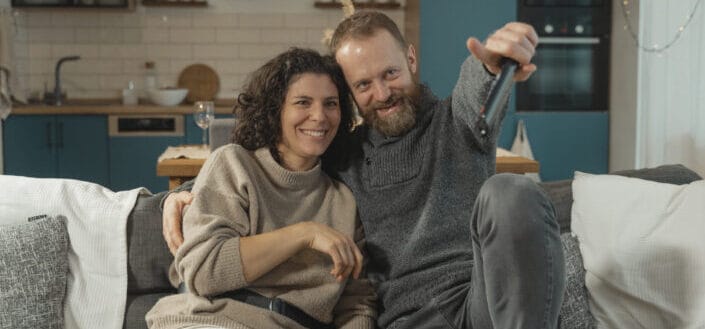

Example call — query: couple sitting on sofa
[148,11,566,329]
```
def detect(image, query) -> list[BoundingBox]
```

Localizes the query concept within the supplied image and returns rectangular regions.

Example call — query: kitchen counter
[11,99,235,115]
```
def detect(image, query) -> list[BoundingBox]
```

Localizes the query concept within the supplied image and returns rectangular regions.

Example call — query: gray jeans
[394,174,565,329]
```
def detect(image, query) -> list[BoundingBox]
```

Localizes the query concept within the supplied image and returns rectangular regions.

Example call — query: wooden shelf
[142,0,207,7]
[314,1,401,10]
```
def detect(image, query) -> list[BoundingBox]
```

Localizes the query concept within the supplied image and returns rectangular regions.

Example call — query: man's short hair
[329,10,408,55]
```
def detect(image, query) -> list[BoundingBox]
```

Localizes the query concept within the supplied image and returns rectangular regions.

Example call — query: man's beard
[360,87,420,137]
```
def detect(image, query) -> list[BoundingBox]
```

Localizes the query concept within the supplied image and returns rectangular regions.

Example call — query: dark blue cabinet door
[3,115,57,178]
[57,116,110,187]
[110,136,184,193]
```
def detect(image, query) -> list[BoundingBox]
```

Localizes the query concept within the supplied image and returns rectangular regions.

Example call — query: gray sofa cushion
[0,215,69,329]
[124,293,173,329]
[126,191,175,295]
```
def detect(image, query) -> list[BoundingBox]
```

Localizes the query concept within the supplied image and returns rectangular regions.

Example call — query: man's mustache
[371,94,403,111]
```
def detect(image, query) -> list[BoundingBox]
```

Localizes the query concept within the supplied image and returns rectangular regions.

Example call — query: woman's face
[277,73,342,171]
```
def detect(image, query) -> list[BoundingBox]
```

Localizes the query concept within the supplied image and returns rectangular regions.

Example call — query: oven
[517,0,611,112]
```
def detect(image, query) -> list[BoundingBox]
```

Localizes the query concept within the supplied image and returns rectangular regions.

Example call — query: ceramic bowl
[147,88,188,106]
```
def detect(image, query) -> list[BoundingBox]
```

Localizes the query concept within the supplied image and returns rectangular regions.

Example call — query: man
[163,11,564,329]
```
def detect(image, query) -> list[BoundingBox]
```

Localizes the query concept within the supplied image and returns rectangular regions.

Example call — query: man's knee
[478,174,546,208]
[474,174,557,237]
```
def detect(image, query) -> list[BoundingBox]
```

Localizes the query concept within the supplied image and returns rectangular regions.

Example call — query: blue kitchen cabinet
[3,115,56,178]
[110,136,184,193]
[109,136,184,193]
[3,115,109,186]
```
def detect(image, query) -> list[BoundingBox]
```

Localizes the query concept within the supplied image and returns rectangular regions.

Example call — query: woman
[146,48,376,329]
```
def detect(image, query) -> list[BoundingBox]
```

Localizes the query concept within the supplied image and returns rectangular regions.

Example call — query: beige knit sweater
[146,145,376,329]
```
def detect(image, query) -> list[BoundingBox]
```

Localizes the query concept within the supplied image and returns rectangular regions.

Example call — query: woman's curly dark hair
[232,47,355,172]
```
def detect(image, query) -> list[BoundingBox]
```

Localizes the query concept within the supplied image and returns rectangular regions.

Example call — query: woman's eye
[325,100,339,107]
[295,100,309,106]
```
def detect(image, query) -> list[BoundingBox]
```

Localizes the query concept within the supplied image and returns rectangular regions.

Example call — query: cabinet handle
[46,122,53,148]
[57,122,64,149]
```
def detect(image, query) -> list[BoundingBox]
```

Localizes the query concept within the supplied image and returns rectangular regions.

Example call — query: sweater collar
[254,148,324,190]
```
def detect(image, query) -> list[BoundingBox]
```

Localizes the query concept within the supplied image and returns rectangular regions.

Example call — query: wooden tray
[177,64,220,103]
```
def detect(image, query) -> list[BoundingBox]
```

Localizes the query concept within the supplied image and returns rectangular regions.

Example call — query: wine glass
[193,101,215,148]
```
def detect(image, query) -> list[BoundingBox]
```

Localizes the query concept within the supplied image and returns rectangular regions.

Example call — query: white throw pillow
[571,172,705,329]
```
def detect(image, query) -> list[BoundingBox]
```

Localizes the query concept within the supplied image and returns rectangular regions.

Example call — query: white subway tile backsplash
[28,44,52,59]
[307,28,329,46]
[28,28,74,43]
[216,28,261,44]
[147,44,192,60]
[195,14,238,28]
[28,60,53,75]
[193,44,238,60]
[284,14,329,29]
[143,14,170,28]
[260,29,307,44]
[213,59,263,75]
[26,13,53,28]
[169,28,216,44]
[63,74,102,91]
[123,28,143,43]
[100,74,140,90]
[239,14,284,28]
[99,28,125,44]
[62,59,104,74]
[99,13,125,28]
[52,44,99,59]
[54,13,101,28]
[75,29,102,44]
[123,60,148,74]
[239,44,287,59]
[15,6,404,99]
[143,28,169,43]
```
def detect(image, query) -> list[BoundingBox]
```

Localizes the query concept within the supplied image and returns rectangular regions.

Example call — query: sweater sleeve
[451,55,509,153]
[333,217,378,329]
[173,148,254,297]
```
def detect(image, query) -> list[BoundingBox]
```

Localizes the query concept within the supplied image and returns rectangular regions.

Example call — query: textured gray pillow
[0,216,69,329]
[559,233,595,329]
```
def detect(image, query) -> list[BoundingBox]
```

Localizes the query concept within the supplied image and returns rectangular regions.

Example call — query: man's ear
[407,44,418,74]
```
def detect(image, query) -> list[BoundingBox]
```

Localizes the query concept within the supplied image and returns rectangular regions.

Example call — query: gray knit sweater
[337,56,506,328]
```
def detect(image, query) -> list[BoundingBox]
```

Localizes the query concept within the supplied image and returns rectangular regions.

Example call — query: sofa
[0,165,702,329]
[115,164,703,329]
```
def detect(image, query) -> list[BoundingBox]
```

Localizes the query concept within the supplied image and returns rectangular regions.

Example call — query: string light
[621,0,703,53]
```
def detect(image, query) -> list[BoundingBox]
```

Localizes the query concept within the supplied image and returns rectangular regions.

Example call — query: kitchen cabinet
[3,115,110,186]
[109,135,184,193]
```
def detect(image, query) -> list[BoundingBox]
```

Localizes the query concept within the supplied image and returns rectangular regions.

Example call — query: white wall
[2,0,405,101]
[609,0,639,171]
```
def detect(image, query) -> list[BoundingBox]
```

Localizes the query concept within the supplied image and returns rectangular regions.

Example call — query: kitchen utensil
[177,64,219,103]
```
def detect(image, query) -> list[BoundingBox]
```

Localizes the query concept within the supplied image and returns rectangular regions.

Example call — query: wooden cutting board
[177,64,220,103]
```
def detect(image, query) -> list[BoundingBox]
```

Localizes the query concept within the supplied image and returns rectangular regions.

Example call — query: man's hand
[162,191,193,255]
[467,22,539,82]
[301,222,364,283]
